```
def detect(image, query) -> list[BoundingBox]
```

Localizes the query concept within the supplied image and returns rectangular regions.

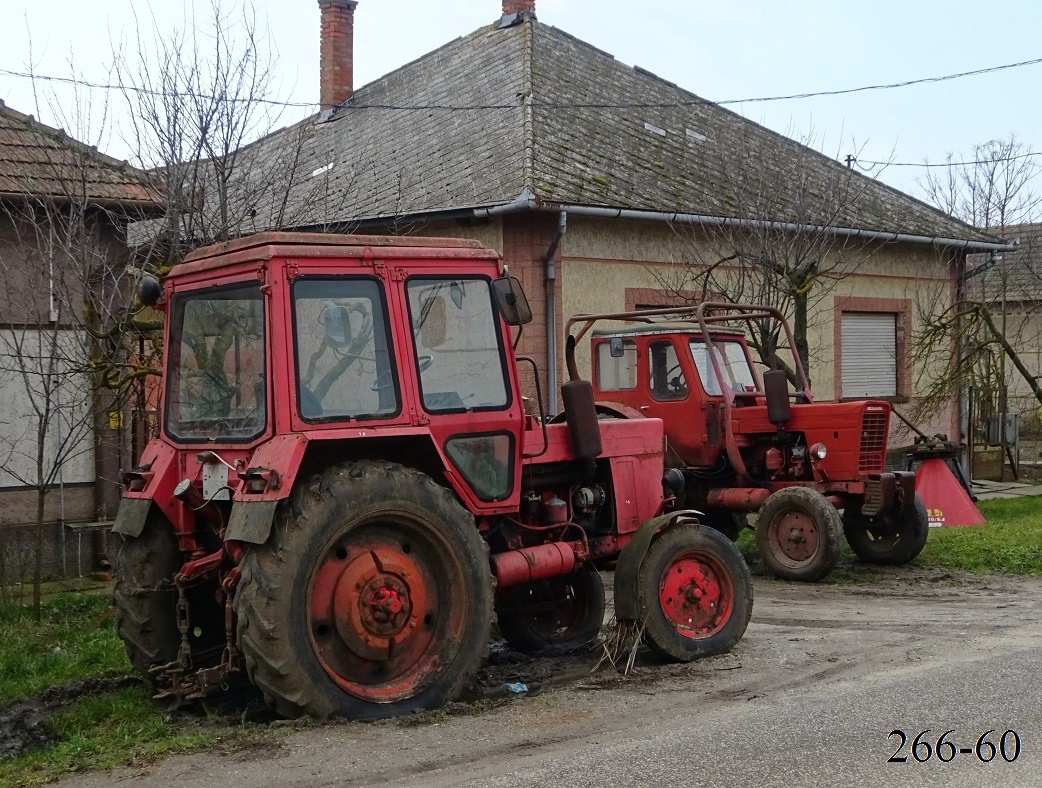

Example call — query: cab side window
[649,340,687,401]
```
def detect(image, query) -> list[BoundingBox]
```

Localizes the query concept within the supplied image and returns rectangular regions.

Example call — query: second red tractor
[569,303,928,582]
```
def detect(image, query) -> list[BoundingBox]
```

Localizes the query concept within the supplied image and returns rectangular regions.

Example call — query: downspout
[544,211,567,414]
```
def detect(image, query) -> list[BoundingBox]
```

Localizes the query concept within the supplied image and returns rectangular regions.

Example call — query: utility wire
[2,54,1041,111]
[855,151,1042,169]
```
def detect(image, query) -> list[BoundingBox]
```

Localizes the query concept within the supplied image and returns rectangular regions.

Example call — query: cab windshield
[166,284,266,442]
[689,339,756,396]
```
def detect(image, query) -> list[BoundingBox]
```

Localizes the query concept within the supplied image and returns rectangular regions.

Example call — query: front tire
[234,461,493,720]
[843,494,929,565]
[636,524,753,662]
[755,487,842,582]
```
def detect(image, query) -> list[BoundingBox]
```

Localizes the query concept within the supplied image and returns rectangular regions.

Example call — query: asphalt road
[61,569,1042,788]
[430,638,1042,788]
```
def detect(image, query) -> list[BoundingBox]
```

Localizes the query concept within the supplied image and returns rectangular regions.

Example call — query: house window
[840,312,898,398]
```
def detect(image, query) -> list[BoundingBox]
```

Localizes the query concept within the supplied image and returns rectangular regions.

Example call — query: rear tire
[844,494,929,566]
[755,487,842,582]
[637,524,753,662]
[234,460,493,720]
[496,569,605,655]
[112,517,181,685]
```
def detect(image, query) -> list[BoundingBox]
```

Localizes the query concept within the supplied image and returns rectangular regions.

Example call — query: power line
[2,53,1041,111]
[855,151,1042,169]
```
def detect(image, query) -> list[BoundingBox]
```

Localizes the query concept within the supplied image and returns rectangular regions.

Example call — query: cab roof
[592,321,746,339]
[174,231,500,278]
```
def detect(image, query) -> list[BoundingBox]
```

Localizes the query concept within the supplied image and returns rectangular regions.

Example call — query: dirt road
[57,565,1042,787]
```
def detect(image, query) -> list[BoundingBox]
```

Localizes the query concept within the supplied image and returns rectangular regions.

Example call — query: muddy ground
[7,564,1042,786]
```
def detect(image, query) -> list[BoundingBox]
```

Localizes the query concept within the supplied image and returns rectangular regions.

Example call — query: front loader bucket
[915,458,986,527]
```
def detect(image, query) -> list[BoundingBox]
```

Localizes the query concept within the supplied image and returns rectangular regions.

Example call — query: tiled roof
[967,223,1042,301]
[0,101,159,208]
[234,14,998,246]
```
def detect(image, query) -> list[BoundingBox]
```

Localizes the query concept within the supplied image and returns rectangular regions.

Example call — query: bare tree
[913,136,1042,443]
[654,131,884,385]
[0,184,125,619]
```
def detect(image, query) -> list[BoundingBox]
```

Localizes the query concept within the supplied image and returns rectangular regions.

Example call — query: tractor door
[402,276,524,511]
[642,338,716,467]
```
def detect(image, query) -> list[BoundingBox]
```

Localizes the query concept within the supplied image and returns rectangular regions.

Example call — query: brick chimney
[503,0,535,14]
[319,0,358,110]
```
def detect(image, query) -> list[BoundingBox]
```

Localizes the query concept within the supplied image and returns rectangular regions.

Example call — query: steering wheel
[371,354,434,391]
[665,363,687,394]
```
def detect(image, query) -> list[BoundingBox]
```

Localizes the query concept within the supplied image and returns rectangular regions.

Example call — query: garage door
[841,312,897,398]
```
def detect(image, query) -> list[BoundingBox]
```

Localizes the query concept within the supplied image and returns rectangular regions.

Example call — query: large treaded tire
[111,518,181,685]
[496,569,605,655]
[234,460,493,720]
[638,524,753,662]
[844,494,929,566]
[755,487,842,582]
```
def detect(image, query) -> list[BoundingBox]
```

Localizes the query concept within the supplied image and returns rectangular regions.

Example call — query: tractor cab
[590,322,758,467]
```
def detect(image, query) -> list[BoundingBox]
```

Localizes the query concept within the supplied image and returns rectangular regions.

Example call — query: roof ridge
[520,18,535,191]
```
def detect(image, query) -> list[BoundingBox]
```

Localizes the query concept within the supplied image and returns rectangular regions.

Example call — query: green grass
[0,594,265,788]
[0,690,226,787]
[918,497,1042,574]
[736,496,1042,577]
[0,595,126,703]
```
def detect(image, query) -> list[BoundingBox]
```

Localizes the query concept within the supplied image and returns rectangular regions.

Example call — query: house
[0,100,160,579]
[179,0,1012,448]
[966,222,1042,440]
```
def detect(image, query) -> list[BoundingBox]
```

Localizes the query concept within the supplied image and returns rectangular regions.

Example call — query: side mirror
[322,304,353,348]
[491,276,533,326]
[450,281,465,310]
[138,277,162,307]
[609,337,625,358]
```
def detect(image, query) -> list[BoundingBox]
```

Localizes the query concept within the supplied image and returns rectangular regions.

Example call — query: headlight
[811,443,827,460]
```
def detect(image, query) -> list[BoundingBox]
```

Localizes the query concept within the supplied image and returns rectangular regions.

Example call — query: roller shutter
[841,312,896,398]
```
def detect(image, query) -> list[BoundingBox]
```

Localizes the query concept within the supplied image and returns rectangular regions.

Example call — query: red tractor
[568,304,928,582]
[111,233,753,720]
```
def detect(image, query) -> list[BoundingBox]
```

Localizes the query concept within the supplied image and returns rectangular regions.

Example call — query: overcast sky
[3,0,1041,205]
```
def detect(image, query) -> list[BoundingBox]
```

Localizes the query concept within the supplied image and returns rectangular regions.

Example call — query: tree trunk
[33,487,46,622]
[792,288,811,388]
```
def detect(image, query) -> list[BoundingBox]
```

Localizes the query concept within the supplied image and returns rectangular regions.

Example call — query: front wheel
[636,524,753,662]
[234,461,493,720]
[843,494,929,565]
[755,487,842,582]
[495,568,605,655]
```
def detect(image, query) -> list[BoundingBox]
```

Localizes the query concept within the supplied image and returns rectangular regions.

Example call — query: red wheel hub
[308,529,463,704]
[768,509,819,562]
[659,551,733,638]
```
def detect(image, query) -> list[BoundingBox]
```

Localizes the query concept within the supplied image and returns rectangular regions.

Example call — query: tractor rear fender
[111,498,154,538]
[614,509,704,622]
[222,434,309,545]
